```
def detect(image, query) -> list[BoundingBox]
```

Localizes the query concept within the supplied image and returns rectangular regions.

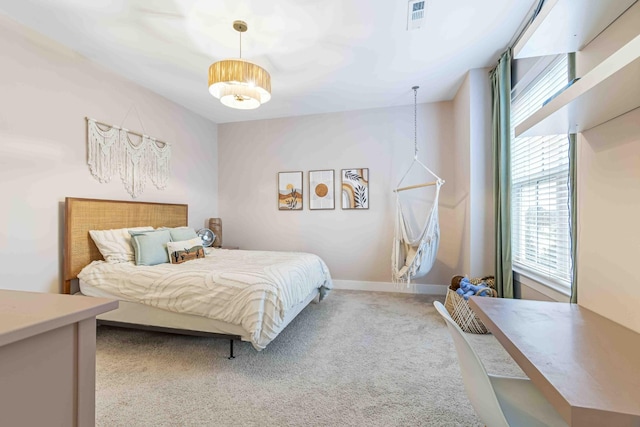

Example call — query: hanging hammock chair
[392,86,445,284]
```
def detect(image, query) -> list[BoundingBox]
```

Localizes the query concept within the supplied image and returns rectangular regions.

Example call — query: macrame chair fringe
[392,178,443,285]
[87,118,171,198]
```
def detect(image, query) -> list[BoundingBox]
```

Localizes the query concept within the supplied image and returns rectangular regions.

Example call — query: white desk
[0,290,117,427]
[469,297,640,427]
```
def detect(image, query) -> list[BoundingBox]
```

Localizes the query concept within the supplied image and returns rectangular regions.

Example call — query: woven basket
[444,275,496,334]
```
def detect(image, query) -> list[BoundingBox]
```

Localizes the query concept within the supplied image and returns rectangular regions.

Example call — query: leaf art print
[278,171,303,210]
[341,168,369,209]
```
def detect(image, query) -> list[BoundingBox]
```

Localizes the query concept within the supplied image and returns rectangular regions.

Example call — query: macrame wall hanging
[86,114,171,199]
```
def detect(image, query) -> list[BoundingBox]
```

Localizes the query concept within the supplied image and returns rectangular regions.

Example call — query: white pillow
[167,237,205,264]
[89,226,153,263]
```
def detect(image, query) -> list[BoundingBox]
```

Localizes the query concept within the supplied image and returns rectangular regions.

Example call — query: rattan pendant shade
[208,21,271,110]
[208,59,271,110]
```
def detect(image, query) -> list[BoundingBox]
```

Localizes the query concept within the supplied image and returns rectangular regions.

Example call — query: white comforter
[78,249,332,350]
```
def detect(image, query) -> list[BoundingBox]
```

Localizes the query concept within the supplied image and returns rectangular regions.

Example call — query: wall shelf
[514,0,636,59]
[515,34,640,138]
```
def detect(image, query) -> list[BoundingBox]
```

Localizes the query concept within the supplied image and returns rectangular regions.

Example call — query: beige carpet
[95,290,524,426]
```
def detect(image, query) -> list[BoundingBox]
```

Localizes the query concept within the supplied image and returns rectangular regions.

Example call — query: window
[511,55,572,290]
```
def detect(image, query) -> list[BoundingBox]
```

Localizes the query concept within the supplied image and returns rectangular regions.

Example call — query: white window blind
[511,55,572,289]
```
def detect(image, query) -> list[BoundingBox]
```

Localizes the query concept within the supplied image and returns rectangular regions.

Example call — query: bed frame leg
[228,339,235,360]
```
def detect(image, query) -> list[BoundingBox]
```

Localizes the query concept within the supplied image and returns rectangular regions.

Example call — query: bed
[63,197,332,357]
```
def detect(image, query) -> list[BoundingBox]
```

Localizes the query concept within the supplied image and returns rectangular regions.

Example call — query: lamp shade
[208,59,271,110]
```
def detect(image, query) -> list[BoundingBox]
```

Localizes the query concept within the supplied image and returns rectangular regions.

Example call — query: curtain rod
[507,0,545,52]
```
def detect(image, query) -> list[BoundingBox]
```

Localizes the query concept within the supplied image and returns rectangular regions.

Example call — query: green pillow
[161,227,198,242]
[129,230,172,266]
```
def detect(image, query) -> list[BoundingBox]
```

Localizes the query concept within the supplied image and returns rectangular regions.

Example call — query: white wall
[468,69,494,277]
[577,110,640,331]
[575,2,640,332]
[0,16,219,293]
[218,102,464,287]
[452,68,494,278]
[452,74,472,276]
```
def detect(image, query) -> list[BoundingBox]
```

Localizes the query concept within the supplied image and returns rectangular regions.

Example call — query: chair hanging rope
[392,86,445,284]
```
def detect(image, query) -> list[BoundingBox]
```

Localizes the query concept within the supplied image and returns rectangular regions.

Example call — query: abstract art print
[278,171,303,210]
[309,170,335,210]
[341,168,369,209]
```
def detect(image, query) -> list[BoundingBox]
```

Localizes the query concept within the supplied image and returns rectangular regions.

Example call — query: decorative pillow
[89,226,153,263]
[160,226,199,242]
[167,237,205,264]
[129,229,172,266]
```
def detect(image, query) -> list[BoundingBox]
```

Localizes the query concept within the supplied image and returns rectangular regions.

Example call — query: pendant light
[208,20,272,110]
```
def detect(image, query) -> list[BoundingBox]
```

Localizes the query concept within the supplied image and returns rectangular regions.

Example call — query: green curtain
[490,49,513,299]
[568,52,578,303]
[569,134,578,303]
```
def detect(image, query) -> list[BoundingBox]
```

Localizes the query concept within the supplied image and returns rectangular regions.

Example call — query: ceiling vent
[407,0,426,30]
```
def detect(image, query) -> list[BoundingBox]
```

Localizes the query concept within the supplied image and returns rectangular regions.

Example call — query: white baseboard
[332,279,447,295]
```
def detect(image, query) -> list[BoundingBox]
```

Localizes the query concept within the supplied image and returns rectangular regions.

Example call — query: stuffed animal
[455,277,491,300]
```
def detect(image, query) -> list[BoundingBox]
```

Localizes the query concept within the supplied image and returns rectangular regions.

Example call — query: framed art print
[309,170,335,210]
[278,171,303,210]
[341,168,369,209]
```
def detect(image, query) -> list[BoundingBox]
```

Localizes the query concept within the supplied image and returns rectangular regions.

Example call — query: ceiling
[0,0,535,124]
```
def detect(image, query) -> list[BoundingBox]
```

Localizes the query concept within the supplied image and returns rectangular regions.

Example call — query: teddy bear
[455,277,492,300]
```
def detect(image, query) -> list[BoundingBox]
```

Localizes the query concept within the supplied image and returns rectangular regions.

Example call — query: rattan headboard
[63,197,188,294]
